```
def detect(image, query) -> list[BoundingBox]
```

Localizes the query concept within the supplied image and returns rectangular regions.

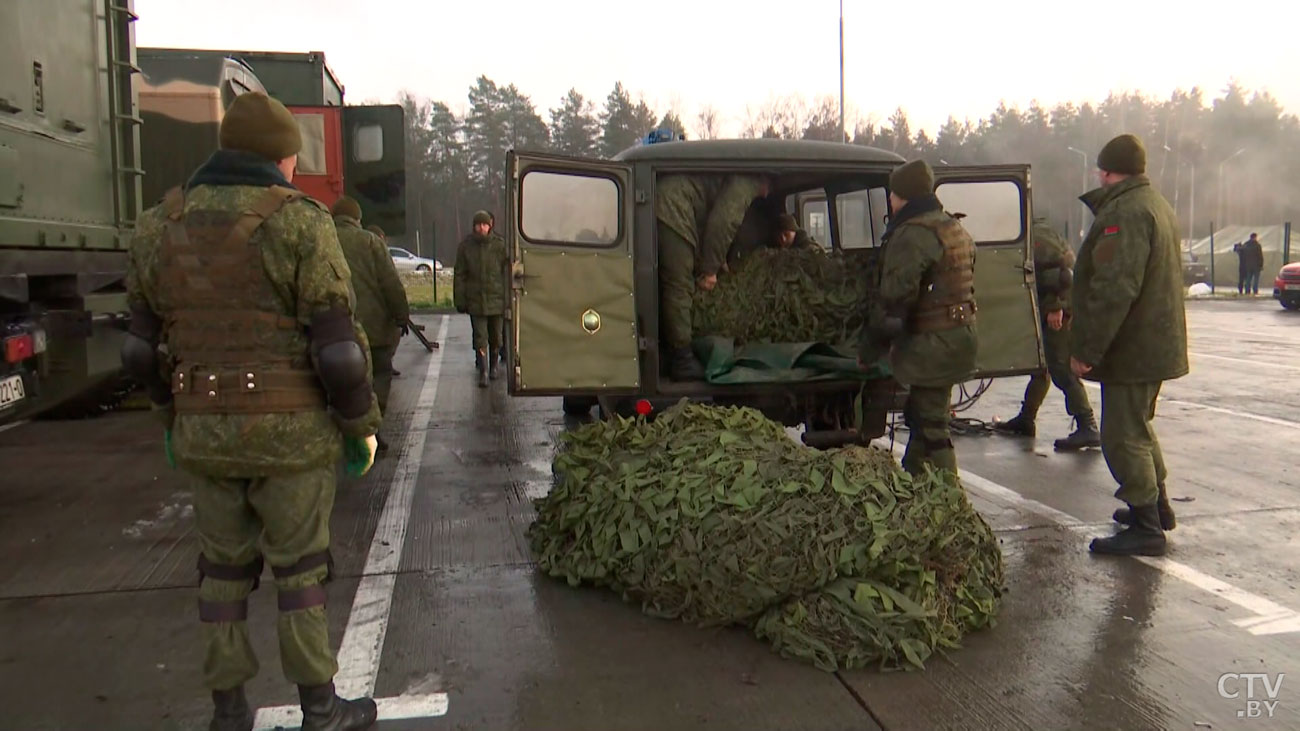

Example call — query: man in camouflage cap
[1071,133,1188,556]
[994,218,1099,450]
[454,210,509,387]
[656,173,768,380]
[773,212,823,251]
[860,159,978,478]
[123,91,381,731]
[332,196,410,454]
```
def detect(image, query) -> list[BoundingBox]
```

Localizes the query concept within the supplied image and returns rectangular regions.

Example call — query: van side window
[520,171,620,246]
[934,180,1023,243]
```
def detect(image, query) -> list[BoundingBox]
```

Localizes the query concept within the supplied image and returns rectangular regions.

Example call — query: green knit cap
[218,92,302,162]
[472,210,493,226]
[889,159,934,201]
[331,196,362,221]
[1097,134,1146,175]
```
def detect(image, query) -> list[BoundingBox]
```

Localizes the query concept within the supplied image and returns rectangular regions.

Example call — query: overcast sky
[134,0,1299,136]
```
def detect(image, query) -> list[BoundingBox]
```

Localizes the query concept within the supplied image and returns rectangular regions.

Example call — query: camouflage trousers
[469,315,503,352]
[371,345,396,414]
[1100,382,1167,507]
[191,466,338,691]
[658,222,696,350]
[901,384,957,477]
[1020,319,1094,421]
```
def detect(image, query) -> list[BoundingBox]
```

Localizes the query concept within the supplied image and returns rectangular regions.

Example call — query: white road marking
[1189,351,1300,373]
[0,419,28,434]
[884,439,1300,635]
[1079,381,1300,431]
[254,692,450,730]
[253,316,450,728]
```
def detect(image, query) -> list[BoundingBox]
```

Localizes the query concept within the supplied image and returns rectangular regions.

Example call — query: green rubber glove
[344,435,378,477]
[164,429,176,469]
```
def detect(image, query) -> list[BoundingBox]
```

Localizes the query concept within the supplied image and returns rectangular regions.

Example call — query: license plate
[1286,284,1300,291]
[0,374,25,410]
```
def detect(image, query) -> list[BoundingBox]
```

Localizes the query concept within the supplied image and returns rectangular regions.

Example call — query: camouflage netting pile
[692,248,873,347]
[528,403,1005,672]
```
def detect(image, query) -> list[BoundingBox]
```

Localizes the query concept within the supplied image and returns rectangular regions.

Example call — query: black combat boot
[488,348,500,381]
[1090,503,1167,556]
[298,682,378,731]
[475,349,488,388]
[1113,486,1177,530]
[669,347,705,381]
[1054,414,1101,451]
[992,411,1035,437]
[209,686,253,731]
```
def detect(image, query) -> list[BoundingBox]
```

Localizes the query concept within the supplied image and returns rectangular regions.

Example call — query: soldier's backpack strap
[222,185,307,249]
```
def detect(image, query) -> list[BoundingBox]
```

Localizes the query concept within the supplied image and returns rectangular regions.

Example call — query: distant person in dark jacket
[1234,233,1265,294]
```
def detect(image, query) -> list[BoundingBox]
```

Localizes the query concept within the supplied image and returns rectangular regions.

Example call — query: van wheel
[562,396,596,416]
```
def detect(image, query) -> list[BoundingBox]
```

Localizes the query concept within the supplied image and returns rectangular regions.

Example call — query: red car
[1275,262,1300,310]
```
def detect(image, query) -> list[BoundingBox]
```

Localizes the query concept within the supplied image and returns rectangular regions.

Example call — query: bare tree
[695,104,721,140]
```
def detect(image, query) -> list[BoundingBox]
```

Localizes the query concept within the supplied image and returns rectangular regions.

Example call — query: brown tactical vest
[158,186,327,414]
[901,216,978,333]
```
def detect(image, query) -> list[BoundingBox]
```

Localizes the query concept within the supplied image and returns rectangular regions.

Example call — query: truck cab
[504,138,1044,443]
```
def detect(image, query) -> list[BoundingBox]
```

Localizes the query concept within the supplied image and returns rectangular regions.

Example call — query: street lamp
[838,0,845,143]
[1067,146,1089,244]
[1216,147,1247,230]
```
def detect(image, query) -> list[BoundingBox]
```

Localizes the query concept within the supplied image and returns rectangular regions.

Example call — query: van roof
[614,138,905,165]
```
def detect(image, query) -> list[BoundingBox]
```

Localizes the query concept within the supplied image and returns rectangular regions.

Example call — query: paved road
[0,298,1296,730]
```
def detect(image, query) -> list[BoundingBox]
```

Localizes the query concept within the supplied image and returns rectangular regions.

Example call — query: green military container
[0,0,142,424]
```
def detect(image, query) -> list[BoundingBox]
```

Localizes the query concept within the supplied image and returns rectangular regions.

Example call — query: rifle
[405,318,438,352]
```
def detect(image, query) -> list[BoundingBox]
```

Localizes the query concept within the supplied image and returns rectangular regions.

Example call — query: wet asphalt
[0,296,1296,730]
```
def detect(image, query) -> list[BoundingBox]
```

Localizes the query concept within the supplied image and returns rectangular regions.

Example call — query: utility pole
[838,0,845,143]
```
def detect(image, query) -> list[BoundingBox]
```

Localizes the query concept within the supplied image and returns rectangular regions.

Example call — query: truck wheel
[562,396,596,416]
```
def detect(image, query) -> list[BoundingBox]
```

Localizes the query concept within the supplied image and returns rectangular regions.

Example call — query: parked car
[1273,262,1300,310]
[1182,249,1209,286]
[390,247,442,273]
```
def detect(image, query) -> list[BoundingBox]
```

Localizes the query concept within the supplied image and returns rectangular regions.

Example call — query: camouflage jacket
[126,151,380,476]
[1071,176,1189,383]
[1030,220,1075,313]
[864,200,977,387]
[335,215,409,347]
[453,232,508,316]
[656,174,763,276]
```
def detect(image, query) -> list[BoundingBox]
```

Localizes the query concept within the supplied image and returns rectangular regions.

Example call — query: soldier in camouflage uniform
[772,213,823,251]
[1071,133,1188,556]
[994,218,1099,450]
[332,197,409,454]
[656,173,768,380]
[859,160,978,477]
[122,92,381,731]
[364,225,401,377]
[454,210,509,387]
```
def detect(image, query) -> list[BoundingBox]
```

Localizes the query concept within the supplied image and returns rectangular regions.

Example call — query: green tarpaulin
[693,335,891,384]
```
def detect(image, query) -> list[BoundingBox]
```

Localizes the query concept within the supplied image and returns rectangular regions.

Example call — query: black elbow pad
[311,308,373,419]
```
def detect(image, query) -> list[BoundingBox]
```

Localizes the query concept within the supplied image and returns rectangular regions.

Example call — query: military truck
[0,0,142,424]
[504,139,1045,445]
[138,47,407,236]
[0,1,408,427]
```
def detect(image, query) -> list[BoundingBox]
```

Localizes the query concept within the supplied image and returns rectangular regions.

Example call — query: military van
[504,138,1044,445]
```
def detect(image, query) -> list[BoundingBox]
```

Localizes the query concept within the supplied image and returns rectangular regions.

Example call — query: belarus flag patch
[1103,225,1120,236]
